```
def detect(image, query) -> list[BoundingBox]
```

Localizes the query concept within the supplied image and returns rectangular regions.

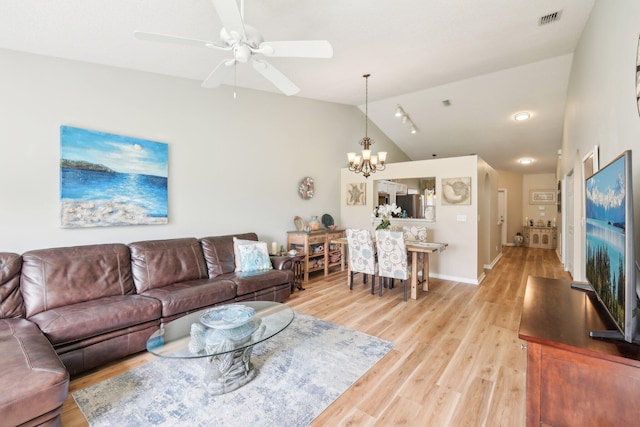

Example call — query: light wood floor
[61,246,570,426]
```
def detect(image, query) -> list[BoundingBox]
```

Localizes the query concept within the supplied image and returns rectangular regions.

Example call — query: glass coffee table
[146,301,294,395]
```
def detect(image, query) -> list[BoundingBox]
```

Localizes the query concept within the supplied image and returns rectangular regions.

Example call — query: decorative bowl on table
[200,305,256,329]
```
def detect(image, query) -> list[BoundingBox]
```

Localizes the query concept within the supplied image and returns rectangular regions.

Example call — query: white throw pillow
[233,237,272,272]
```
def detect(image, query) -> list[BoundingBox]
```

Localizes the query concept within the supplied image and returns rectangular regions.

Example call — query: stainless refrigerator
[396,194,424,218]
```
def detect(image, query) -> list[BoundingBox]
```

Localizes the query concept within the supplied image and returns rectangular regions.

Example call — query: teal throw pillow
[237,242,273,272]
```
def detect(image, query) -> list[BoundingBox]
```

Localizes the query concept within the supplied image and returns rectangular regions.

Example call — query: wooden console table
[287,229,345,283]
[518,276,640,426]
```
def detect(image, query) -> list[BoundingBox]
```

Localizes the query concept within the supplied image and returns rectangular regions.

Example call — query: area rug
[73,313,394,427]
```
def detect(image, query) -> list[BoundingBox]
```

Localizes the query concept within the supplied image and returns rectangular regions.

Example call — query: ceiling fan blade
[134,31,229,52]
[211,0,246,40]
[252,59,300,96]
[201,59,235,88]
[258,40,333,58]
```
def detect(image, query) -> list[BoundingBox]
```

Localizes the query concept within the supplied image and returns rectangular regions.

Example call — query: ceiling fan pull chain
[233,62,237,99]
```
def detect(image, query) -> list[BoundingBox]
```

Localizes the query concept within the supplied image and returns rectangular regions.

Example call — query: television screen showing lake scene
[60,126,168,228]
[585,155,626,332]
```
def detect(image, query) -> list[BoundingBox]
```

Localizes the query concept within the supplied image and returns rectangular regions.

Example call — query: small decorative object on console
[321,213,334,228]
[308,216,320,231]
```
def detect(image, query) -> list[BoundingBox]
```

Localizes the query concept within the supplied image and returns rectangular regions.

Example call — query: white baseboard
[429,273,482,285]
[483,252,503,270]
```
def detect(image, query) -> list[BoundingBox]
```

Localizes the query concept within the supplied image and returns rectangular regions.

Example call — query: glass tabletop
[146,301,295,359]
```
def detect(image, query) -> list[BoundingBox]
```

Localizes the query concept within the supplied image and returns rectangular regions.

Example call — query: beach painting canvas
[60,126,168,228]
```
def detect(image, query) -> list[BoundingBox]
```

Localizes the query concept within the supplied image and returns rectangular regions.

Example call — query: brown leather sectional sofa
[0,232,293,426]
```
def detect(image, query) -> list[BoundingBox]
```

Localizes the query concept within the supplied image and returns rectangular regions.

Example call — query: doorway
[564,171,574,277]
[498,189,507,245]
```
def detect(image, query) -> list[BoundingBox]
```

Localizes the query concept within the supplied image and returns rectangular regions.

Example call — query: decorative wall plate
[321,214,334,228]
[298,176,314,199]
[293,216,304,231]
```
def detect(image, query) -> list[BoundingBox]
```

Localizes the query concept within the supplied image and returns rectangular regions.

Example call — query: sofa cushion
[0,318,69,427]
[21,244,136,318]
[129,238,208,293]
[0,252,24,318]
[200,233,257,277]
[222,269,293,296]
[28,294,161,347]
[141,278,237,318]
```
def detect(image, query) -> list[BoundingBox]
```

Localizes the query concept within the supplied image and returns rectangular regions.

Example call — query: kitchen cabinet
[375,180,407,205]
[287,229,345,282]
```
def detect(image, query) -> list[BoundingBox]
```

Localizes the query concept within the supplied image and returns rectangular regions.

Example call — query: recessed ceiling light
[518,158,534,165]
[514,112,531,121]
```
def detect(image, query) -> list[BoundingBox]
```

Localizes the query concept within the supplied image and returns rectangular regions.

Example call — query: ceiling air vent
[539,10,562,26]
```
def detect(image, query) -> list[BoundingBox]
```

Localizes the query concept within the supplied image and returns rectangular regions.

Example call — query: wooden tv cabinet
[518,276,640,427]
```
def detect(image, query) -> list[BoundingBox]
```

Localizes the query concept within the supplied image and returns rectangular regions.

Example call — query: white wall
[559,1,640,280]
[0,49,409,254]
[522,173,558,227]
[478,157,501,273]
[340,155,498,284]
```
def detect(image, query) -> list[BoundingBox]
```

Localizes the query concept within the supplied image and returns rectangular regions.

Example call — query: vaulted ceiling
[0,0,595,173]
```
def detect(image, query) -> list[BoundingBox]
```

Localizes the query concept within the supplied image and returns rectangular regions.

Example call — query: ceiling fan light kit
[348,74,387,179]
[134,0,333,96]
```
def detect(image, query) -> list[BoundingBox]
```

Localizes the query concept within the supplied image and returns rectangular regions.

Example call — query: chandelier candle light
[347,74,387,178]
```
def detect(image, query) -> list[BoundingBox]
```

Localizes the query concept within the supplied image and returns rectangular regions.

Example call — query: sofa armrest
[270,256,293,271]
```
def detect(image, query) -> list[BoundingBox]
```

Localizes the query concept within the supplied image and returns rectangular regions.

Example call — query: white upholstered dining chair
[402,225,427,242]
[346,228,376,294]
[402,225,427,284]
[375,229,411,301]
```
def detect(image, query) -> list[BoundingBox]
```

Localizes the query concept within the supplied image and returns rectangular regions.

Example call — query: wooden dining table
[330,237,448,300]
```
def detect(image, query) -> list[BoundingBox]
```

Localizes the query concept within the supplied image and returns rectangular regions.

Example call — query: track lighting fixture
[394,104,418,134]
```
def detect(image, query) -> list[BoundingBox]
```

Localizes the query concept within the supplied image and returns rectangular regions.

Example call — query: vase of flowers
[372,203,402,230]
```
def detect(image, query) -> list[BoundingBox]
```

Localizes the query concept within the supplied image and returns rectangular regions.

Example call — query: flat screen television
[581,150,638,344]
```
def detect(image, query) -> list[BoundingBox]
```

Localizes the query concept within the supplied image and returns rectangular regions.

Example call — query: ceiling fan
[134,0,333,96]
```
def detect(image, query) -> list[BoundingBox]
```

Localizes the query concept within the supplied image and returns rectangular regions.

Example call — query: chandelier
[347,73,386,178]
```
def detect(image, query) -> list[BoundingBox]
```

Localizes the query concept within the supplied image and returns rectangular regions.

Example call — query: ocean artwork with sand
[60,126,168,228]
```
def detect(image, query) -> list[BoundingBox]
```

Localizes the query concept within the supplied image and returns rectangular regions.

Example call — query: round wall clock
[298,177,314,199]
